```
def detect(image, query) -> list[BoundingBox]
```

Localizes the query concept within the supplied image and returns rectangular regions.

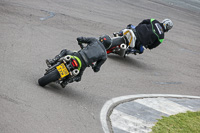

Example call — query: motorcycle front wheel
[38,69,60,87]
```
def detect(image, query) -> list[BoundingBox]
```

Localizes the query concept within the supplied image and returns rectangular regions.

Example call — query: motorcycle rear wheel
[38,69,60,87]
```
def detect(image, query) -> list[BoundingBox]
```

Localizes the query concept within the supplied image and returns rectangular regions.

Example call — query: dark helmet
[99,35,112,50]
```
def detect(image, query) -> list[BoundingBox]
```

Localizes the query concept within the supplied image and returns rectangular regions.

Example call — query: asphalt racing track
[0,0,200,133]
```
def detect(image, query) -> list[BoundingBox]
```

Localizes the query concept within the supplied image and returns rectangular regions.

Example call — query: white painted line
[135,97,193,115]
[40,10,55,21]
[111,109,154,133]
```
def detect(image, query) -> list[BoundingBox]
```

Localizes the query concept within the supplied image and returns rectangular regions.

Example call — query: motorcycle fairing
[122,29,136,48]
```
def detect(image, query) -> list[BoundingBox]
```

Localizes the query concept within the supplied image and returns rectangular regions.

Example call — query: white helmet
[162,19,173,31]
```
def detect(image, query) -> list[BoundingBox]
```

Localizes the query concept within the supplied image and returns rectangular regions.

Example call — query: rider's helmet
[162,19,173,32]
[99,35,112,50]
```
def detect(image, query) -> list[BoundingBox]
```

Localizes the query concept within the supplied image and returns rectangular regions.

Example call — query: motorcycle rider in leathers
[117,18,173,55]
[46,35,111,88]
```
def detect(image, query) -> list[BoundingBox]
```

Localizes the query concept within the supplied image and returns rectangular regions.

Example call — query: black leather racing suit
[55,37,107,82]
[135,19,165,49]
[77,37,107,78]
[116,19,165,54]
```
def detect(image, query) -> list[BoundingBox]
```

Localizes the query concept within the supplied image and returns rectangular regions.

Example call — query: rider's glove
[77,37,83,43]
[77,37,84,49]
[126,24,135,29]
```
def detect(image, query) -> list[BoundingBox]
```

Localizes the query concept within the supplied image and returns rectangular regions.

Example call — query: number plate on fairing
[56,63,69,78]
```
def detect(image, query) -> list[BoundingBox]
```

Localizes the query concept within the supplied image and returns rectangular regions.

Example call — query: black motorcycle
[38,55,80,87]
[107,28,140,57]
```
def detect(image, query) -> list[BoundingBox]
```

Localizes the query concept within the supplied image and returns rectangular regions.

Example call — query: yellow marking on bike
[124,31,133,46]
[56,63,69,78]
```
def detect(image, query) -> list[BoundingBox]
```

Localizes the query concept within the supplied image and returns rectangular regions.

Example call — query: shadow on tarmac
[108,54,155,71]
[38,83,85,100]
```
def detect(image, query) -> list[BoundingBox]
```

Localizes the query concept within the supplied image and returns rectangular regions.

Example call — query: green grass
[151,111,200,133]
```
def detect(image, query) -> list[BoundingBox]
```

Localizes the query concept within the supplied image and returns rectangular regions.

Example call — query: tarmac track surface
[0,0,200,133]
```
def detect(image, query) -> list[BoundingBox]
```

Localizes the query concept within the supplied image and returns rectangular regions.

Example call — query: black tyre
[38,69,60,87]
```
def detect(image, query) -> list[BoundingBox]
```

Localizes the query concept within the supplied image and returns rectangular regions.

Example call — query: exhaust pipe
[64,55,71,61]
[72,69,79,76]
[120,44,127,49]
[116,43,127,57]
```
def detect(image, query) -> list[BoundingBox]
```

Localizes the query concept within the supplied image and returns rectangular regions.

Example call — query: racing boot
[126,47,141,55]
[61,80,68,88]
[61,78,74,88]
[46,55,61,67]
